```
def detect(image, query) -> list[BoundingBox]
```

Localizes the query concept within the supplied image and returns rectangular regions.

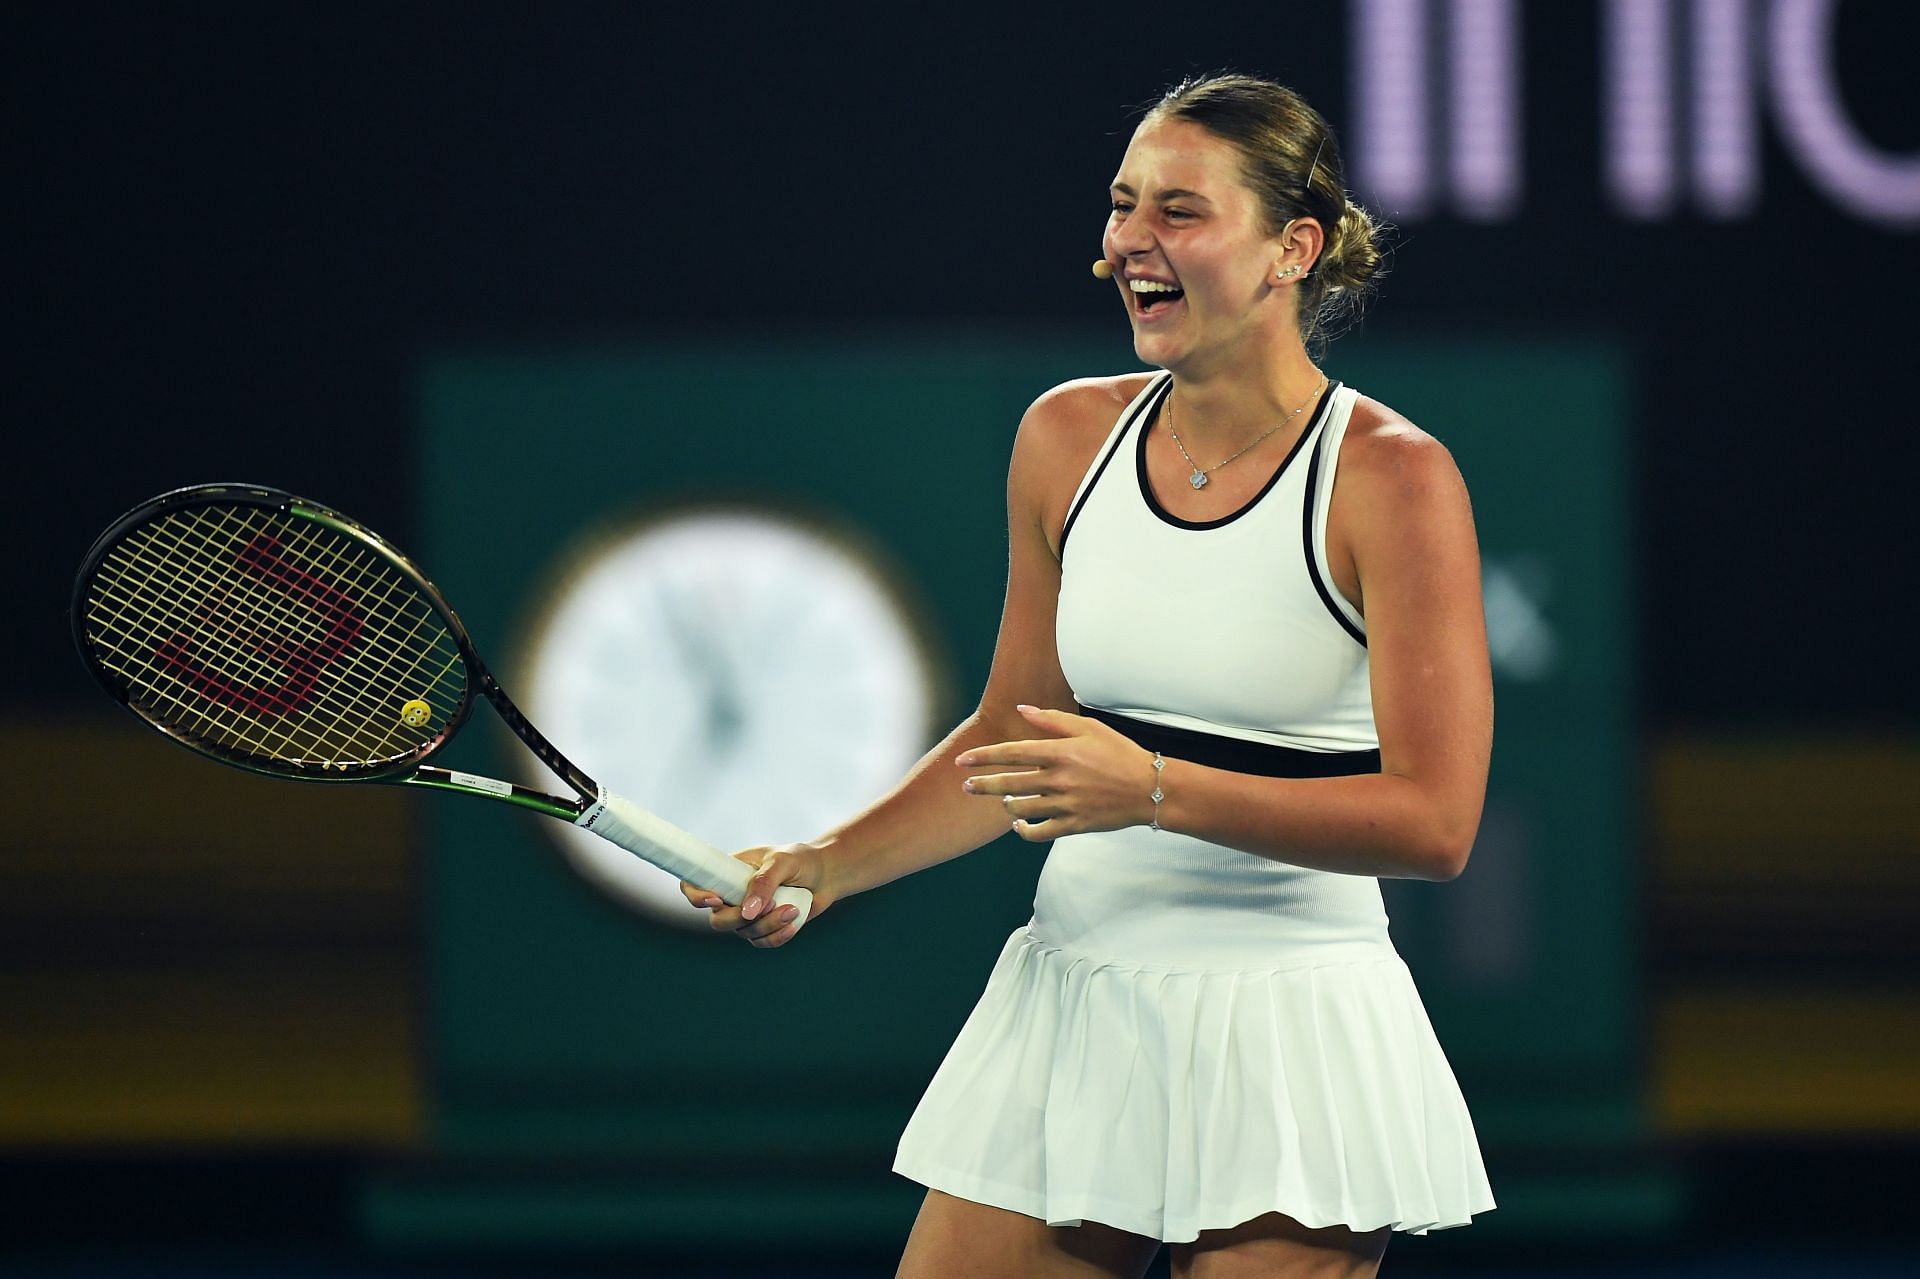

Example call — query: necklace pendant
[1189,470,1209,490]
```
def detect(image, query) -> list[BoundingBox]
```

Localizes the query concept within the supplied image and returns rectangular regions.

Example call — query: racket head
[72,483,478,781]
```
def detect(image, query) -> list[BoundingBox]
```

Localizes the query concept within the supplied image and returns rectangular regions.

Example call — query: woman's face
[1102,117,1295,373]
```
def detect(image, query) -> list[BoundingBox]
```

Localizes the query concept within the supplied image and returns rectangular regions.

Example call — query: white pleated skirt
[893,913,1495,1242]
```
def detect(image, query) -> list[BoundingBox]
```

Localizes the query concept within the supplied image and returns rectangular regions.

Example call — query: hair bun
[1321,204,1385,295]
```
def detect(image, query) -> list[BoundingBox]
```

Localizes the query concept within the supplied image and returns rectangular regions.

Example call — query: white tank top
[1056,372,1374,752]
[1032,372,1395,970]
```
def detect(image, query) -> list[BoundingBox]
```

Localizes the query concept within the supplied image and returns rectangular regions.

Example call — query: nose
[1106,207,1155,261]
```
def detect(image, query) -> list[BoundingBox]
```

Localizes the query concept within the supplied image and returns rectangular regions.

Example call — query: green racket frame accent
[403,768,585,820]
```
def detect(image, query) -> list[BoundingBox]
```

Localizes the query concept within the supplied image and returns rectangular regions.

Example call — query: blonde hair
[1147,73,1389,353]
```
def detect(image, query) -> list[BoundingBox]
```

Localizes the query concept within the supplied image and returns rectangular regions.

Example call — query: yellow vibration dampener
[400,699,432,728]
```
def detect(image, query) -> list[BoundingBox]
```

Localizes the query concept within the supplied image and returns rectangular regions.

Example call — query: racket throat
[402,767,586,820]
[478,676,600,800]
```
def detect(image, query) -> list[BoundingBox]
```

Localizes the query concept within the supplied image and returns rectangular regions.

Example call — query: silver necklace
[1167,377,1328,490]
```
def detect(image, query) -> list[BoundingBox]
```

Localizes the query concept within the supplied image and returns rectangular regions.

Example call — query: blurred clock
[514,504,946,930]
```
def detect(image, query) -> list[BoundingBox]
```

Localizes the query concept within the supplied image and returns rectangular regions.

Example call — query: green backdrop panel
[403,333,1638,1239]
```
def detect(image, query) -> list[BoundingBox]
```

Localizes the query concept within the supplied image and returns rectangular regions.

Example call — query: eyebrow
[1110,182,1214,204]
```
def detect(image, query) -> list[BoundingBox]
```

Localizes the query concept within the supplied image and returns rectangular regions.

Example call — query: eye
[1110,200,1133,216]
[1164,207,1195,221]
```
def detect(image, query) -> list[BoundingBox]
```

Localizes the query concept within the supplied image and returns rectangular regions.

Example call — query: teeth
[1129,279,1182,293]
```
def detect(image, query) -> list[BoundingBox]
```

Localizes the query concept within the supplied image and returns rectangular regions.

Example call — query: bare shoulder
[1336,391,1482,614]
[1013,373,1156,462]
[1328,393,1474,522]
[1332,392,1479,585]
[1010,373,1158,548]
[1339,393,1469,494]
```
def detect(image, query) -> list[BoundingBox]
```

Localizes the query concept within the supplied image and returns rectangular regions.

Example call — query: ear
[1272,216,1325,282]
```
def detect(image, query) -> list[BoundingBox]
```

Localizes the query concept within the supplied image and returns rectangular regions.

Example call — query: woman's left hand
[957,704,1159,840]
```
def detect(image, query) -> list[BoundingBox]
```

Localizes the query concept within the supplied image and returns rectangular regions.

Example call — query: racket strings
[274,513,467,761]
[276,517,468,764]
[185,507,461,760]
[143,521,361,716]
[93,506,460,766]
[165,506,468,761]
[93,508,392,747]
[89,509,429,765]
[84,503,468,770]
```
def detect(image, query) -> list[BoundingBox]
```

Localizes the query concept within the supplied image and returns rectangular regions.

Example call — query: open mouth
[1129,279,1185,318]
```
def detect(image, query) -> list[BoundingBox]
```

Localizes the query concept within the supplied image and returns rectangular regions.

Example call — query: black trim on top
[1058,374,1171,557]
[1080,705,1381,778]
[1301,415,1368,648]
[1135,379,1339,531]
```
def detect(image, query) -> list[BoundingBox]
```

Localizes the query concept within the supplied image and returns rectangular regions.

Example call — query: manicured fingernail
[1017,704,1036,712]
[956,754,974,766]
[782,906,799,923]
[743,895,762,917]
[962,778,976,793]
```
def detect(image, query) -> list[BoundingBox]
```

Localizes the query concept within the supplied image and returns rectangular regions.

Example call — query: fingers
[960,704,1143,842]
[1000,792,1066,823]
[746,907,805,948]
[691,848,810,949]
[961,768,1050,797]
[999,793,1071,842]
[956,741,1059,771]
[955,704,1092,771]
[740,849,785,922]
[683,881,745,926]
[698,891,803,939]
[1015,703,1085,734]
[1010,817,1060,842]
[724,901,805,945]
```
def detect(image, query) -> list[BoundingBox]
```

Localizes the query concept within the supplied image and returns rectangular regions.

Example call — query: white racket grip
[574,790,813,926]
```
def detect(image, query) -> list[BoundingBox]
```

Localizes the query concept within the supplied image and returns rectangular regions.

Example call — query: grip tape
[575,790,814,926]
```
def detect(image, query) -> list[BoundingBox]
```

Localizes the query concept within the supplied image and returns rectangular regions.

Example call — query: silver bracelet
[1148,752,1165,831]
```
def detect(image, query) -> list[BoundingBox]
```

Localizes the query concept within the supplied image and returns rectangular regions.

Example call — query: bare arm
[962,417,1493,882]
[687,378,1138,942]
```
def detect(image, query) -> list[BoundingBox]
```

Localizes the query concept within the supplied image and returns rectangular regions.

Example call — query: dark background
[5,2,1917,1274]
[10,1,1918,726]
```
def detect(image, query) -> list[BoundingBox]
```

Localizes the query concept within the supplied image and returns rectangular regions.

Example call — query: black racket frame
[72,482,601,819]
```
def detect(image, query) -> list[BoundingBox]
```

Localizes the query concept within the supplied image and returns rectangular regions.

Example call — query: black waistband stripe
[1079,705,1381,778]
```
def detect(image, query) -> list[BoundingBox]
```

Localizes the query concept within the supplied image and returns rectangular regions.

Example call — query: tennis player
[685,73,1494,1278]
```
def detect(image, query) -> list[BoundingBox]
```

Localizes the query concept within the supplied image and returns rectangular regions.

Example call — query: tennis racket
[70,482,812,925]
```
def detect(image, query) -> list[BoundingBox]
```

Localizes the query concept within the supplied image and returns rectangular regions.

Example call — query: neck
[1165,341,1326,454]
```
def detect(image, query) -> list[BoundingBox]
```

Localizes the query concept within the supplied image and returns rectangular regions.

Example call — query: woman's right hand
[679,842,829,949]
